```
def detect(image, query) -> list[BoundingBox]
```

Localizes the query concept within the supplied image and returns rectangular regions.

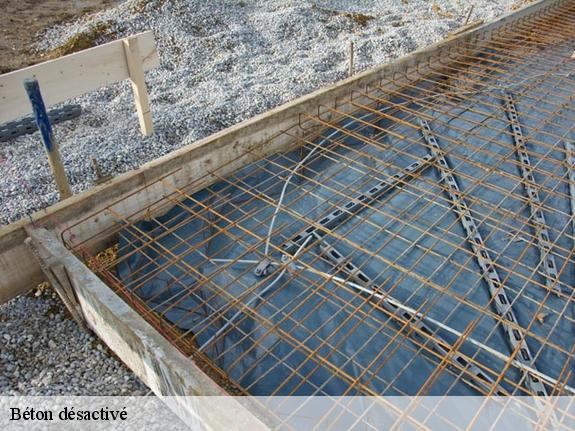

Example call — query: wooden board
[0,31,159,123]
[123,36,153,135]
[26,228,269,430]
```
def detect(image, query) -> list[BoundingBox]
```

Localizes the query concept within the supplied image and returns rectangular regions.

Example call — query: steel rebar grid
[63,0,575,413]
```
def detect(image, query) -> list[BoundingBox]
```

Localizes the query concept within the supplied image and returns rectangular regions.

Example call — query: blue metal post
[23,78,72,199]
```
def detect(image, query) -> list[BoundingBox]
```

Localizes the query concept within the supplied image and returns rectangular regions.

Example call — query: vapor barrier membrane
[116,70,575,395]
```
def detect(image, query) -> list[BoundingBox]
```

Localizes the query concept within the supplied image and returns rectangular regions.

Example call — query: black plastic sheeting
[0,104,81,142]
[117,60,575,396]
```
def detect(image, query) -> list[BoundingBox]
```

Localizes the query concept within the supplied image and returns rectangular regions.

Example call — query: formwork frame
[0,0,573,429]
[54,0,575,401]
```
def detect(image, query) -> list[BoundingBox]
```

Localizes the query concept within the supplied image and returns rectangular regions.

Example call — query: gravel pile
[0,288,147,395]
[1,0,524,395]
[0,0,521,225]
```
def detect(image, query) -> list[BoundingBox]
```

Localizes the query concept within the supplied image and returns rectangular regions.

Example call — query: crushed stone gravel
[0,0,526,395]
[0,289,147,395]
[0,0,522,225]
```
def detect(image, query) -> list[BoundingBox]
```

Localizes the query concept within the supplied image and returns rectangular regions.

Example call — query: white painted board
[0,31,159,123]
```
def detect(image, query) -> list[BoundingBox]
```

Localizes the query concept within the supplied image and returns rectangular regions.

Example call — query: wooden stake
[91,157,112,185]
[123,36,154,136]
[348,41,354,77]
[23,78,72,200]
[464,5,475,25]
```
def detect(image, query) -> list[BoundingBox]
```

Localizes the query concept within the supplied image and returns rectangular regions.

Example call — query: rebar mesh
[64,0,575,402]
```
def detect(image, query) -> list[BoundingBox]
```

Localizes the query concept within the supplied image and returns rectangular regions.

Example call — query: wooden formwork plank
[26,228,269,430]
[0,31,159,123]
[123,36,154,136]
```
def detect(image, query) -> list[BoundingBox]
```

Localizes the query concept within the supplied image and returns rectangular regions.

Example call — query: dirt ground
[0,0,121,74]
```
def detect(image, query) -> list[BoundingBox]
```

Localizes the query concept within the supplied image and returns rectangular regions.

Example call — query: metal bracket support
[419,117,549,397]
[281,154,434,256]
[564,141,575,236]
[503,92,561,295]
[255,154,434,277]
[318,238,507,396]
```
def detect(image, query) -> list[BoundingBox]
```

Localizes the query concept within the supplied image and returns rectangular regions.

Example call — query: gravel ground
[0,288,147,395]
[0,0,527,395]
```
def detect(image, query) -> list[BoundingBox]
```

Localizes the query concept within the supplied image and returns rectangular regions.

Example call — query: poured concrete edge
[26,228,270,431]
[0,0,565,303]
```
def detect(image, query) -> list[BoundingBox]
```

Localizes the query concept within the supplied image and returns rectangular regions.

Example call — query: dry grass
[131,0,170,14]
[86,243,119,274]
[431,3,455,19]
[313,6,375,27]
[47,23,113,58]
[511,0,537,11]
[346,12,375,27]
